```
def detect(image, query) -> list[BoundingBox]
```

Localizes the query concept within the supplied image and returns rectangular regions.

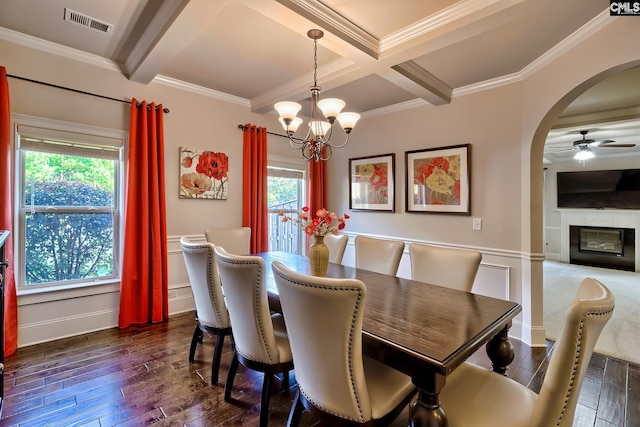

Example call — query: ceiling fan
[551,130,636,160]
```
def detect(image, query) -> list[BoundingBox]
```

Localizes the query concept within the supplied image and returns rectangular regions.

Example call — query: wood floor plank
[626,363,640,427]
[2,311,637,427]
[597,357,628,426]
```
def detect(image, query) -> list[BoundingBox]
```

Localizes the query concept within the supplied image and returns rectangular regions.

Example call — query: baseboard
[18,309,119,347]
[17,294,195,348]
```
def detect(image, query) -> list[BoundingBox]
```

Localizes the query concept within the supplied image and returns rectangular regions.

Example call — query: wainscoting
[16,233,528,349]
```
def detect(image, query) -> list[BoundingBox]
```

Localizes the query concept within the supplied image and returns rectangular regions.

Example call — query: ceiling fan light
[574,148,595,160]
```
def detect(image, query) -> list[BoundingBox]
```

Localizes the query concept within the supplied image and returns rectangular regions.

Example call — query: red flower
[196,151,228,180]
[280,207,350,236]
[181,157,193,168]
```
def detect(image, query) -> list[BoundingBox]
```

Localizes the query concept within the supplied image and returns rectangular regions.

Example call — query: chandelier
[274,29,360,162]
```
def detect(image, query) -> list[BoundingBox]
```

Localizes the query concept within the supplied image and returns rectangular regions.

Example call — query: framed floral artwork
[405,144,471,215]
[179,147,229,199]
[349,153,395,212]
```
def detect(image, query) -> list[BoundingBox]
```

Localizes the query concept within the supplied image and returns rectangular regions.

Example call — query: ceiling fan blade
[597,143,636,148]
[589,139,615,146]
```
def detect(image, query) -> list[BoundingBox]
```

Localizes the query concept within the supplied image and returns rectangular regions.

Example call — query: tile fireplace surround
[558,209,640,272]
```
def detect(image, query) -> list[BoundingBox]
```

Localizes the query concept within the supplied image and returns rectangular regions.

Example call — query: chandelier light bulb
[317,98,345,121]
[274,101,302,123]
[309,120,331,137]
[279,117,303,133]
[337,112,360,133]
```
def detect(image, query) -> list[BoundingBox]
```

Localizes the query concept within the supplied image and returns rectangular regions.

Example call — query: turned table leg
[486,322,515,376]
[409,374,447,427]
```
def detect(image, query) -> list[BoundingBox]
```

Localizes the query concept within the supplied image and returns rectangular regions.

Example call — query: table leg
[486,322,515,375]
[409,374,447,427]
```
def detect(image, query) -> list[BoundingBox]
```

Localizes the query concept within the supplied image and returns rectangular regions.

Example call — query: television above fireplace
[557,168,640,210]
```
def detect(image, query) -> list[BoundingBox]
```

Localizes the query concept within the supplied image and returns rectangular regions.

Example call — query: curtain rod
[237,124,303,142]
[7,73,170,113]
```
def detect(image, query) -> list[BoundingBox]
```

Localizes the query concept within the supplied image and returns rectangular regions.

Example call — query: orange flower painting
[406,144,470,214]
[180,147,228,199]
[349,154,395,212]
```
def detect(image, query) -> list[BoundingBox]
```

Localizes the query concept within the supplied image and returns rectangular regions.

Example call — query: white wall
[3,16,640,348]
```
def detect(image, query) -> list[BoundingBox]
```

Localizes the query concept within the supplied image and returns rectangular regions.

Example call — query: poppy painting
[349,154,395,212]
[179,146,228,199]
[405,144,471,215]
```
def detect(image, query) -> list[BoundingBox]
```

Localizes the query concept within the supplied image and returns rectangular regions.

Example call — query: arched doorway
[527,61,640,356]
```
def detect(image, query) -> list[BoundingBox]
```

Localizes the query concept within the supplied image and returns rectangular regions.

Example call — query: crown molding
[0,27,121,73]
[520,11,614,79]
[380,0,516,51]
[275,0,379,58]
[153,75,250,107]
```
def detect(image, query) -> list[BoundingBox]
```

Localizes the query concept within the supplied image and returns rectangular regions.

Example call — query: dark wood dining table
[258,251,522,427]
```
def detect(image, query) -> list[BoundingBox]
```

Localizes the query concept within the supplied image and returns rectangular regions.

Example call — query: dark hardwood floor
[1,311,638,426]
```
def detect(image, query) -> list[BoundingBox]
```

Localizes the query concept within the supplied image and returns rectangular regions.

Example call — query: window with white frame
[15,119,124,291]
[267,157,306,255]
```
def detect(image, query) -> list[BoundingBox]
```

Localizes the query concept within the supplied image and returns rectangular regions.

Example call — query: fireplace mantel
[557,209,640,272]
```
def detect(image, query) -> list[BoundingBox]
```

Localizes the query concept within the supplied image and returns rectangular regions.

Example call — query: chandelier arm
[325,132,350,149]
[319,144,333,161]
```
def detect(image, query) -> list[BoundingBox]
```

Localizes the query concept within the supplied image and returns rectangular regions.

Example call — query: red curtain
[0,66,17,356]
[308,142,327,217]
[119,99,168,328]
[242,124,268,253]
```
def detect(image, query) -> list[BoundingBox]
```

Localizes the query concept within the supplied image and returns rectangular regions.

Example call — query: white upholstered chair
[408,243,482,292]
[272,261,417,426]
[204,226,251,255]
[439,277,614,427]
[325,233,348,264]
[354,235,404,276]
[180,237,232,385]
[214,247,294,427]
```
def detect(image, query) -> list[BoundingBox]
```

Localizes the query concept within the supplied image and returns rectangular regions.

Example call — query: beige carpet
[544,260,640,365]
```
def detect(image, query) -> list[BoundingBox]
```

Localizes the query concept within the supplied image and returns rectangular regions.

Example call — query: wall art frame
[179,146,229,200]
[405,144,471,215]
[349,153,395,212]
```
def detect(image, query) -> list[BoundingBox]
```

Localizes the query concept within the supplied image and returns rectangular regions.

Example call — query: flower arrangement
[279,206,349,237]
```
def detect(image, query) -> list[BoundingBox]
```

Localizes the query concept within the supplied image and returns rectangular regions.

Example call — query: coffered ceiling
[0,0,638,162]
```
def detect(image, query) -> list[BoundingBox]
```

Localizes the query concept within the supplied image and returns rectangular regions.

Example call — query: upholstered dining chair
[408,243,482,292]
[325,233,348,264]
[272,261,417,426]
[180,237,232,385]
[214,247,294,427]
[204,226,251,255]
[439,277,614,427]
[354,235,404,276]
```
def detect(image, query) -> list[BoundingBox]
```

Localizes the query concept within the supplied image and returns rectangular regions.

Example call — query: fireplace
[570,226,635,271]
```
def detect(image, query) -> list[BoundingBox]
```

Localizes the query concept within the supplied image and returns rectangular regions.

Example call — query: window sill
[17,279,121,306]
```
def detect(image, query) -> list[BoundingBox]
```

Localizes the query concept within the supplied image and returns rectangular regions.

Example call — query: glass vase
[308,234,329,277]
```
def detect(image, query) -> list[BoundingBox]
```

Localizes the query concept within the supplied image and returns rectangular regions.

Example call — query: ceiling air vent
[64,8,113,34]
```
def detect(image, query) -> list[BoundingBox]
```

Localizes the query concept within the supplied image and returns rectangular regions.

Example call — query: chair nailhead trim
[219,257,275,364]
[273,268,366,422]
[555,307,614,427]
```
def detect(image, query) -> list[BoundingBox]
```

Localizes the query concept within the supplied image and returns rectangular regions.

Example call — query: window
[15,119,125,291]
[267,157,306,254]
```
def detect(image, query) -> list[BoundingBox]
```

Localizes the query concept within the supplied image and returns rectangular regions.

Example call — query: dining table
[257,251,522,427]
